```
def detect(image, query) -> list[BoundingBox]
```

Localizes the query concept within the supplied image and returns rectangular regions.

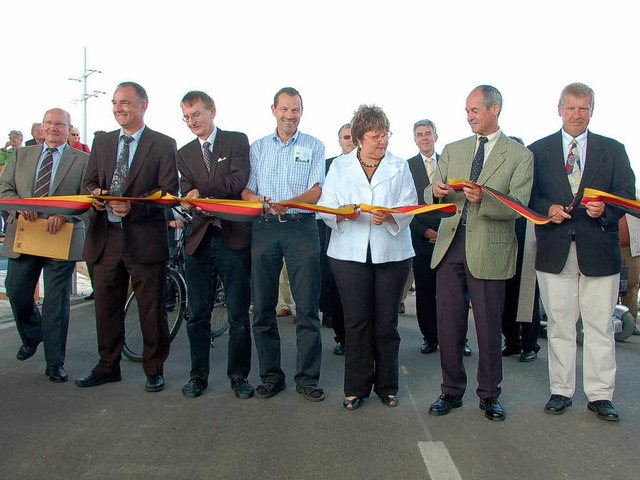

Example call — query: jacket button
[451,228,456,232]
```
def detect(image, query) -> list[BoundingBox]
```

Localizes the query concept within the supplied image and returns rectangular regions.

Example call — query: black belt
[261,213,313,223]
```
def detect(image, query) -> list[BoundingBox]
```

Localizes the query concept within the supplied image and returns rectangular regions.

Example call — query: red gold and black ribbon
[581,188,640,218]
[448,179,553,225]
[0,195,457,221]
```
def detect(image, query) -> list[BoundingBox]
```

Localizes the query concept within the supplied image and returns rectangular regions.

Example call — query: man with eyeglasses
[425,85,533,421]
[241,87,326,401]
[0,108,89,382]
[176,90,254,399]
[77,81,179,393]
[319,123,355,356]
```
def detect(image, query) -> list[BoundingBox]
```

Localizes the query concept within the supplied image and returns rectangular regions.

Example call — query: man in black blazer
[177,90,253,399]
[319,123,354,356]
[407,119,441,354]
[77,82,179,393]
[529,82,635,422]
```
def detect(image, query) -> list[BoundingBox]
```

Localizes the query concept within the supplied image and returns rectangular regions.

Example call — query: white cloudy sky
[3,0,637,173]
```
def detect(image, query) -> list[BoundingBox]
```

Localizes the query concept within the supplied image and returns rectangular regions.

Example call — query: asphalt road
[0,297,639,480]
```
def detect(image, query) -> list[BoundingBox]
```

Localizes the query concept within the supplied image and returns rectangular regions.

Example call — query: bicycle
[122,208,230,362]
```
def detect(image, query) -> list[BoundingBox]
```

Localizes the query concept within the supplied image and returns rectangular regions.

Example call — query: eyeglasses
[182,111,203,122]
[43,121,67,128]
[341,135,352,140]
[365,132,392,142]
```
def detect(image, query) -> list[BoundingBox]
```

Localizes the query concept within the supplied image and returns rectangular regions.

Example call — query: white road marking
[418,441,463,480]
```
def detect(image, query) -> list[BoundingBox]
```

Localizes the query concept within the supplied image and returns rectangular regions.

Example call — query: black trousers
[436,228,505,399]
[413,250,438,344]
[330,256,412,398]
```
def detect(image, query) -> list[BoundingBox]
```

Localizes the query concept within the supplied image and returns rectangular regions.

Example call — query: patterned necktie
[460,136,488,225]
[425,157,434,183]
[202,141,212,172]
[566,138,582,194]
[202,141,221,228]
[33,147,57,197]
[110,135,134,196]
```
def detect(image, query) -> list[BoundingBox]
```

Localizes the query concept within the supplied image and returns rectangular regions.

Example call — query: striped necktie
[425,157,434,183]
[33,147,57,197]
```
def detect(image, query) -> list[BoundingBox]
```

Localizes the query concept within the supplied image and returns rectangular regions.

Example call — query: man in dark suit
[529,82,635,422]
[407,119,441,355]
[76,82,179,393]
[426,85,533,422]
[0,108,88,382]
[319,123,354,356]
[177,90,253,399]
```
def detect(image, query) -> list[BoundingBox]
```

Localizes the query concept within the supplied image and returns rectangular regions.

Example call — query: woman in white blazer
[318,105,417,410]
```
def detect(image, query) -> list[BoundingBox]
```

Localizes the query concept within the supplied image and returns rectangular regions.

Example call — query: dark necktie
[202,141,221,229]
[110,135,134,196]
[460,136,488,225]
[202,141,212,172]
[33,147,57,197]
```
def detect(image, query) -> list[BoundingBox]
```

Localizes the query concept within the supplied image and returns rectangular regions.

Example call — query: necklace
[357,148,380,168]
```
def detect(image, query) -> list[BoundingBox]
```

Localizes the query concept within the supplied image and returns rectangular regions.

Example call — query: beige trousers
[537,243,618,401]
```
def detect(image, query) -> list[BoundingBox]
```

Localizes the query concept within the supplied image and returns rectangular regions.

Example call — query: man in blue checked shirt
[242,87,326,402]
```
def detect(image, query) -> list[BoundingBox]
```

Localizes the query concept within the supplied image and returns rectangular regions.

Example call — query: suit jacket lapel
[370,153,399,190]
[547,131,575,203]
[579,132,603,190]
[51,148,74,194]
[477,133,507,185]
[210,130,225,178]
[123,128,152,194]
[23,147,43,195]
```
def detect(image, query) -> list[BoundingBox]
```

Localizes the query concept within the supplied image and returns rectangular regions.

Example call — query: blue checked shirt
[247,130,325,214]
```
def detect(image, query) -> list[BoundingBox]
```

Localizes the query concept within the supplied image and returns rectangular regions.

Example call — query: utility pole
[68,46,105,141]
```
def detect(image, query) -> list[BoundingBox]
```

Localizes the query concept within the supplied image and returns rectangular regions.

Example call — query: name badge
[294,146,312,163]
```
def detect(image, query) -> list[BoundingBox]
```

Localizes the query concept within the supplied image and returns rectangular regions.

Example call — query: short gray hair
[413,119,437,136]
[559,82,594,110]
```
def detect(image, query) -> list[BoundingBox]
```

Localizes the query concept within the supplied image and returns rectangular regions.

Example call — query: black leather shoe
[255,381,286,399]
[16,344,38,361]
[429,393,463,416]
[479,397,506,421]
[463,340,472,357]
[587,400,619,422]
[182,377,207,398]
[145,375,165,392]
[85,292,94,301]
[45,366,69,383]
[519,351,537,362]
[230,377,255,399]
[333,342,345,356]
[420,342,438,354]
[75,370,122,388]
[544,394,572,414]
[501,344,521,357]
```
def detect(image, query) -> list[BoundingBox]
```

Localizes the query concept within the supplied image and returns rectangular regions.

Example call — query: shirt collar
[271,128,299,146]
[119,125,145,144]
[198,126,218,149]
[561,128,588,146]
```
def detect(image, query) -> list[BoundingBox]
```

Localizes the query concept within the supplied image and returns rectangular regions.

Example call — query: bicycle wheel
[123,268,188,362]
[210,276,230,340]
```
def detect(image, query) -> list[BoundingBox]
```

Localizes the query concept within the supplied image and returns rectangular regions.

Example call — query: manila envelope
[13,216,74,260]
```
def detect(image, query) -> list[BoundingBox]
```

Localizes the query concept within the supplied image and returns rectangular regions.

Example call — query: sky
[3,0,638,174]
